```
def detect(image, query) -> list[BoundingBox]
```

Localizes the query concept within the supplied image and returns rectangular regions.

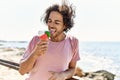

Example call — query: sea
[0,40,120,80]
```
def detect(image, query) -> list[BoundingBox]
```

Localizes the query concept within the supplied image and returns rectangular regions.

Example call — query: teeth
[50,29,56,34]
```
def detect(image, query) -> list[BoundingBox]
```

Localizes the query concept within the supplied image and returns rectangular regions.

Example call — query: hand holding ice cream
[32,31,51,57]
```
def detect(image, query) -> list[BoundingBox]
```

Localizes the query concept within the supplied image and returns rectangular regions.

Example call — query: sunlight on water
[78,42,120,80]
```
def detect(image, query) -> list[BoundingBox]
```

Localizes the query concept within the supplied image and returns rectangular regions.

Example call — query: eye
[55,20,61,25]
[47,20,52,23]
[55,22,60,25]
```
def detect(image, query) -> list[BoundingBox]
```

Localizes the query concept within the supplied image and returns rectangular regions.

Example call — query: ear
[63,25,67,31]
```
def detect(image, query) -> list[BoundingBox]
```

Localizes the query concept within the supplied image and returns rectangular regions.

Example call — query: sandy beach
[0,47,27,80]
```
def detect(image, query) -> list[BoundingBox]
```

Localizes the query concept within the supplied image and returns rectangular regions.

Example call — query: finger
[48,76,53,80]
[41,42,48,45]
[49,71,55,75]
[40,47,47,50]
[40,40,48,43]
[42,44,48,48]
[39,46,48,51]
[37,40,48,44]
[37,42,48,47]
[37,43,48,49]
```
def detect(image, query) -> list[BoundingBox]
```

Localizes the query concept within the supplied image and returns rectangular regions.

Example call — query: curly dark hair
[43,3,76,32]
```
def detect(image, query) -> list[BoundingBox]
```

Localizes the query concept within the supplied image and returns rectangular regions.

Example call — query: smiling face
[47,11,66,41]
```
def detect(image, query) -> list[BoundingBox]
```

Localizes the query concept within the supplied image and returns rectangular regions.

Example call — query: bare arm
[19,40,48,75]
[62,61,76,79]
[48,61,77,80]
[19,52,38,75]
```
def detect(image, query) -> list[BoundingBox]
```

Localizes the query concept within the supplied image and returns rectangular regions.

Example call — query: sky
[0,0,120,41]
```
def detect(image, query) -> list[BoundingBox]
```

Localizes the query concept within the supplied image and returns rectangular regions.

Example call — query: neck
[50,33,66,42]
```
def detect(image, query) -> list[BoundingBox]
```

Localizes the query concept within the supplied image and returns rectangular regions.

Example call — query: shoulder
[66,35,79,42]
[32,35,39,40]
[31,35,39,41]
[29,35,40,45]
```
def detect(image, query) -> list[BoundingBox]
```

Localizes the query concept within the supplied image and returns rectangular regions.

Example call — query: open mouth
[50,29,56,34]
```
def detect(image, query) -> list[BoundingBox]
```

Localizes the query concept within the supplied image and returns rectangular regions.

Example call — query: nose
[48,22,55,28]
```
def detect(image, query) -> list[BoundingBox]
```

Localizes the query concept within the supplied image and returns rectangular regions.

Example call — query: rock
[74,67,115,80]
[84,70,115,80]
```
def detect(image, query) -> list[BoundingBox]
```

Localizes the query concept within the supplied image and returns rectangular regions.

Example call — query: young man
[19,2,80,80]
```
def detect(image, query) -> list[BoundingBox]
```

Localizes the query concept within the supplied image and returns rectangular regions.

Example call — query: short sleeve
[70,36,80,63]
[20,36,39,63]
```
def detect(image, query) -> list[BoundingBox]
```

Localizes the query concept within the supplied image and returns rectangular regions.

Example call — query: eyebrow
[48,18,62,23]
[55,20,62,23]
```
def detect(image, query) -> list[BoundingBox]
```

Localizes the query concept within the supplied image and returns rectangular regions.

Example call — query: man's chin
[50,35,56,39]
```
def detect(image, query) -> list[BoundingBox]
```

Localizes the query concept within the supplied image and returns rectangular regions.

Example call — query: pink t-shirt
[20,35,80,80]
